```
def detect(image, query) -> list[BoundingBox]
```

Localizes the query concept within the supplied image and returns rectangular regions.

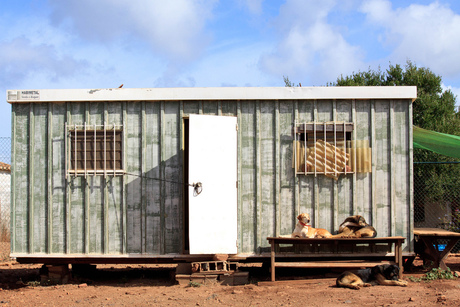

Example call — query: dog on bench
[291,213,332,238]
[336,264,407,290]
[333,215,377,238]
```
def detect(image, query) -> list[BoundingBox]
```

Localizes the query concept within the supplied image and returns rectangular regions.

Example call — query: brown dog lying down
[333,215,377,238]
[291,213,332,238]
[336,264,407,290]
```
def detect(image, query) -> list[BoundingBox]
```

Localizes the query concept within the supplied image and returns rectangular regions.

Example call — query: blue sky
[2,0,460,138]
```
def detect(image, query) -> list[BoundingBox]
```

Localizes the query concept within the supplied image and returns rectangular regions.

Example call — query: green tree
[283,75,301,87]
[332,61,460,134]
[331,61,460,231]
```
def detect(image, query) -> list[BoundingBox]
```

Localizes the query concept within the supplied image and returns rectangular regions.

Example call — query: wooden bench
[267,236,405,281]
[413,228,460,270]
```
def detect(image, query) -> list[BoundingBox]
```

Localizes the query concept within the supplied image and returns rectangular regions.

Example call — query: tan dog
[333,215,377,238]
[291,213,332,238]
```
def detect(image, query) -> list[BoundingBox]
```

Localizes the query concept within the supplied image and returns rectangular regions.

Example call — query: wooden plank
[125,101,142,253]
[414,228,460,237]
[267,236,405,244]
[274,261,390,268]
[122,102,127,255]
[237,101,243,253]
[51,103,66,254]
[260,101,275,246]
[239,101,257,253]
[279,100,296,239]
[274,102,280,237]
[162,101,182,254]
[255,101,261,251]
[267,253,392,258]
[33,104,48,253]
[47,103,53,254]
[259,279,336,286]
[28,104,34,253]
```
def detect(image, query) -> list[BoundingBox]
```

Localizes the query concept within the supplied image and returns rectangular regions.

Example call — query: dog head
[372,264,400,281]
[346,215,369,227]
[297,213,310,225]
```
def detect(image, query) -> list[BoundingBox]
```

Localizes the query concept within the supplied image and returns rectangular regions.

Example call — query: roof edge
[7,86,417,103]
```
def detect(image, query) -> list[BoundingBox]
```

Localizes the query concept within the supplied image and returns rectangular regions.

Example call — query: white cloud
[259,0,364,84]
[361,0,460,78]
[191,41,277,87]
[237,0,264,14]
[0,37,88,87]
[48,0,218,63]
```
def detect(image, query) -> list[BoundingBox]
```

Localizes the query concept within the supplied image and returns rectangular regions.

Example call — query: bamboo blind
[306,140,349,180]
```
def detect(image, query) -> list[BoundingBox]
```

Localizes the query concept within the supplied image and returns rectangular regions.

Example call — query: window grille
[294,121,371,180]
[65,123,123,177]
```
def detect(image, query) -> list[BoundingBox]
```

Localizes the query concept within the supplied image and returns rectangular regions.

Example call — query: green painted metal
[10,98,414,257]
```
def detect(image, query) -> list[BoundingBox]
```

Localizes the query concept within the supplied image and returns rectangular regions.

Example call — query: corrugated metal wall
[11,98,413,256]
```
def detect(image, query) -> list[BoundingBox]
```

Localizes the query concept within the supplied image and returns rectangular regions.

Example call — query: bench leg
[395,240,403,278]
[271,242,275,281]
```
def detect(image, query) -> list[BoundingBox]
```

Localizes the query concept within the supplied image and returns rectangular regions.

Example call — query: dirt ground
[0,256,460,307]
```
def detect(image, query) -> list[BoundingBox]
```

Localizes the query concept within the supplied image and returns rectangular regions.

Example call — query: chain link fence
[0,137,11,261]
[414,154,460,254]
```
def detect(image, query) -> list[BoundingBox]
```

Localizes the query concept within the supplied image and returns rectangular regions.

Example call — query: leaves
[332,61,460,135]
[409,267,458,282]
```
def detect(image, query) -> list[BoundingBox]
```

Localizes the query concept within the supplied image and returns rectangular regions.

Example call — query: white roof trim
[7,86,417,103]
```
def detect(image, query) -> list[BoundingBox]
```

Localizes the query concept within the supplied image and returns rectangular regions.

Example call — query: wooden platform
[274,260,391,268]
[267,236,405,282]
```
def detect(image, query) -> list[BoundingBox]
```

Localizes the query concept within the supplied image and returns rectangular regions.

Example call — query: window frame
[294,121,354,179]
[65,123,124,177]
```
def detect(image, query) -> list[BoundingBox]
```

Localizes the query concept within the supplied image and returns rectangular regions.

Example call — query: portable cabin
[7,87,417,264]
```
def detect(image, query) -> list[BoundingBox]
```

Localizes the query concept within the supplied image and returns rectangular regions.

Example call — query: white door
[188,114,238,254]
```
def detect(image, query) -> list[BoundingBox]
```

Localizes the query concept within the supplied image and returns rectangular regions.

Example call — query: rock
[437,295,447,302]
[213,254,228,261]
[78,283,87,288]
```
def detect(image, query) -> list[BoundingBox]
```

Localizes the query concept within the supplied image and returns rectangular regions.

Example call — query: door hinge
[236,180,238,188]
[236,123,238,131]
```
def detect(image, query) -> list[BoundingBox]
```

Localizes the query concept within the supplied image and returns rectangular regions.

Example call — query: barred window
[294,122,371,180]
[66,123,123,177]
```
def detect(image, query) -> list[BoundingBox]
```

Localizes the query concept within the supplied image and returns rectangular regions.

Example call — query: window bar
[353,121,357,174]
[84,122,87,178]
[302,122,306,175]
[74,124,77,177]
[344,122,347,175]
[104,123,107,178]
[65,123,68,179]
[334,121,337,176]
[94,124,96,177]
[294,120,297,175]
[120,124,124,176]
[113,126,116,176]
[323,122,327,175]
[313,122,316,176]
